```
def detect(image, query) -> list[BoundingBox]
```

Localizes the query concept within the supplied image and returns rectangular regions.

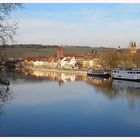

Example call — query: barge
[87,69,111,79]
[112,68,140,82]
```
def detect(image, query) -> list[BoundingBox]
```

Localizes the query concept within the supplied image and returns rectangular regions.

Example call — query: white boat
[112,68,140,81]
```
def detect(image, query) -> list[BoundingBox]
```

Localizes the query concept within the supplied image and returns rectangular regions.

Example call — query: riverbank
[25,67,87,75]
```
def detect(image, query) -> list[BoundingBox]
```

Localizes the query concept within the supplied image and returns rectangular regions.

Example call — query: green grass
[3,47,93,59]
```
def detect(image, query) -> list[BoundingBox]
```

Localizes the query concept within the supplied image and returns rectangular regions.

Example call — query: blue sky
[11,3,140,48]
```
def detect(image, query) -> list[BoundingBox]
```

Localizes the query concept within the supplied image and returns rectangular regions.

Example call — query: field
[0,46,93,59]
[0,45,119,59]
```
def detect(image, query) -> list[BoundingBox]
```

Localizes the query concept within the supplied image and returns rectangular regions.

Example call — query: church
[130,41,137,54]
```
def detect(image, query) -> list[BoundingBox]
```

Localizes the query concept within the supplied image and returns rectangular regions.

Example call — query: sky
[10,3,140,48]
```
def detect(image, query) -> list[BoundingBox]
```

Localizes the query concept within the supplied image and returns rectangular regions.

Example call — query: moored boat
[87,69,111,79]
[112,68,140,82]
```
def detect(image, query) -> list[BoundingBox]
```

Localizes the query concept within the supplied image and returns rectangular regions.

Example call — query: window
[136,72,140,74]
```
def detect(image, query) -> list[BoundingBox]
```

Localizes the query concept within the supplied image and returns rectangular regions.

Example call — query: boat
[87,69,111,79]
[112,68,140,82]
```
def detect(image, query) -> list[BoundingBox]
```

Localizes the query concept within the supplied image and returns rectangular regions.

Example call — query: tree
[131,53,140,68]
[99,50,118,70]
[0,3,22,45]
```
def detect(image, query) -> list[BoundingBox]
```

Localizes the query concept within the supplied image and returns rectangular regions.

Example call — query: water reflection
[1,70,140,107]
[113,79,140,91]
[0,85,11,104]
[22,70,140,104]
[112,80,140,108]
[24,70,87,87]
[0,84,12,132]
[11,70,140,96]
[86,77,115,99]
[87,76,140,109]
[0,70,140,136]
[0,72,12,112]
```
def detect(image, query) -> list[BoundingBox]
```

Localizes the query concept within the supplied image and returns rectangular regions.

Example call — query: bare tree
[0,3,22,45]
[99,50,118,71]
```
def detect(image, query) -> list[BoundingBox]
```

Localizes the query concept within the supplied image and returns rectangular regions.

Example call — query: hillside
[0,44,126,59]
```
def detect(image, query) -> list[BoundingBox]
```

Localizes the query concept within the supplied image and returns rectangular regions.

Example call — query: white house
[60,57,77,69]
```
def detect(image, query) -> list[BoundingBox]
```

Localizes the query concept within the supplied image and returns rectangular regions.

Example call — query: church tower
[130,41,137,54]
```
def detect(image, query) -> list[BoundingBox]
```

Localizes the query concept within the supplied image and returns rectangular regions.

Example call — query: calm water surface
[0,70,140,136]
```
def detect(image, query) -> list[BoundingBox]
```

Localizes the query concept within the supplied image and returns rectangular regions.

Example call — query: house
[60,56,77,69]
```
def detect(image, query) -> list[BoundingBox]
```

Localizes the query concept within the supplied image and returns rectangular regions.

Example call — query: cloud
[16,19,78,44]
[14,4,140,47]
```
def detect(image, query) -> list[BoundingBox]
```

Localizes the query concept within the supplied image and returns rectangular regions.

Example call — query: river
[0,70,140,136]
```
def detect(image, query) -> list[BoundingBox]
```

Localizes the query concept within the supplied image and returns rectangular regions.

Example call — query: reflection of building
[25,70,87,85]
[130,41,137,54]
[60,73,75,82]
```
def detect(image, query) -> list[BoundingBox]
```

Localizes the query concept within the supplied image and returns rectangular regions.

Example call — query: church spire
[130,41,137,54]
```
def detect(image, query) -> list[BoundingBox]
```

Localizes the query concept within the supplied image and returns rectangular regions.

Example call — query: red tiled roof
[24,54,97,62]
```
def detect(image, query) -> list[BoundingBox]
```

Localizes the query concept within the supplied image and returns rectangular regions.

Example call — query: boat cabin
[112,68,140,81]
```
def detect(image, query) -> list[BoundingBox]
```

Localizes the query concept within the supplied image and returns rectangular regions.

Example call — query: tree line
[98,50,140,70]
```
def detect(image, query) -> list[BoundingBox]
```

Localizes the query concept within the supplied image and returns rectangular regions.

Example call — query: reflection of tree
[0,84,12,133]
[86,77,118,99]
[86,77,140,109]
[0,85,12,104]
